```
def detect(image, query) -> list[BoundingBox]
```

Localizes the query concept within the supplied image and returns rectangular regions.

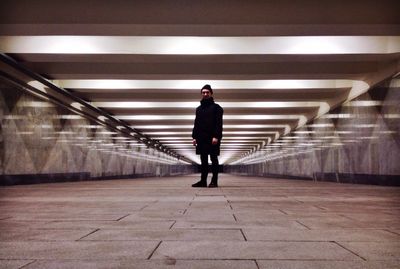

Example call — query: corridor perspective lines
[0,174,399,269]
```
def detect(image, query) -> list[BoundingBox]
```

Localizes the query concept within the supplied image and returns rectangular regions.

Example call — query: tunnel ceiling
[0,0,399,164]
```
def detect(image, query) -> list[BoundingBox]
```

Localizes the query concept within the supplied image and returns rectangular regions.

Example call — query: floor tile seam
[194,194,226,196]
[226,199,234,210]
[332,241,367,261]
[169,221,177,229]
[294,220,312,230]
[254,258,369,261]
[2,239,397,243]
[10,238,377,243]
[17,259,37,269]
[240,229,248,241]
[337,214,360,221]
[383,229,400,236]
[69,239,249,242]
[150,258,271,261]
[170,228,243,231]
[76,228,100,241]
[32,228,176,231]
[1,257,164,262]
[9,219,131,221]
[147,241,162,260]
[0,239,110,243]
[217,239,400,242]
[70,239,387,243]
[301,227,400,230]
[115,214,131,221]
[313,205,327,210]
[278,209,288,215]
[0,257,259,262]
[232,213,238,222]
[148,257,362,261]
[139,204,151,211]
[4,239,160,243]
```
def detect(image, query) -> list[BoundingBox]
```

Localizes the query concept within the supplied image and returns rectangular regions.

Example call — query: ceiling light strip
[1,36,399,54]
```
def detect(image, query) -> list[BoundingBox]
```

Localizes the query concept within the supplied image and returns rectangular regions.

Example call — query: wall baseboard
[314,172,400,186]
[230,172,400,186]
[262,173,313,181]
[0,173,158,186]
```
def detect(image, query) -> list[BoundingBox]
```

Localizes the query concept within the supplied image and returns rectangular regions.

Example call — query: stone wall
[226,77,400,186]
[0,80,195,185]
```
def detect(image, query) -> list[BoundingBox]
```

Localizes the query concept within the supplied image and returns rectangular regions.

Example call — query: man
[192,84,223,188]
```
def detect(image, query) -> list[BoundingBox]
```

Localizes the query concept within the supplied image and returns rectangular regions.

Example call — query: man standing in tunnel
[192,84,223,188]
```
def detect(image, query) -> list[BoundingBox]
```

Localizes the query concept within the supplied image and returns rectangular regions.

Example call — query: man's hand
[192,139,197,146]
[212,137,219,145]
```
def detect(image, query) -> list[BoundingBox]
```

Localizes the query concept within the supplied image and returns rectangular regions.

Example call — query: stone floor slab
[120,211,185,221]
[173,219,307,229]
[193,196,227,202]
[82,228,244,241]
[0,241,159,259]
[257,260,400,269]
[142,202,191,211]
[24,259,258,269]
[338,241,400,260]
[183,210,236,221]
[299,219,400,229]
[151,241,359,260]
[0,228,95,241]
[6,213,126,221]
[189,201,231,210]
[43,220,175,230]
[243,228,400,242]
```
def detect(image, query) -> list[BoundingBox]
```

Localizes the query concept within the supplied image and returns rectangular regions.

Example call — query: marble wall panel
[227,77,400,185]
[0,81,195,185]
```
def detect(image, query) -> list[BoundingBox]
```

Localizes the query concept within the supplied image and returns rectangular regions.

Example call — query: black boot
[208,181,218,188]
[192,166,208,188]
[192,180,207,187]
[209,174,218,188]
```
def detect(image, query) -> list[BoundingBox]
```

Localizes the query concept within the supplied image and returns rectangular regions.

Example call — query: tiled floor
[0,174,399,269]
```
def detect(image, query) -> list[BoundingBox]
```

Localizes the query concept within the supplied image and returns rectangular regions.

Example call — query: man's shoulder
[214,102,223,111]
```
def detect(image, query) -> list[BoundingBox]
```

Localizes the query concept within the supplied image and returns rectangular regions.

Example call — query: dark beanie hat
[201,84,213,94]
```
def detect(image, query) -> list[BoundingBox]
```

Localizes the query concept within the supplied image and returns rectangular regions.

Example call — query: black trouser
[200,153,219,183]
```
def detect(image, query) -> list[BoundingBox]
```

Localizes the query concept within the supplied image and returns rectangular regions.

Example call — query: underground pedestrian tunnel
[0,1,399,268]
[0,1,399,185]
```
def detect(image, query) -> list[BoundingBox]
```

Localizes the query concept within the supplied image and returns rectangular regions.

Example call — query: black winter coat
[192,97,223,156]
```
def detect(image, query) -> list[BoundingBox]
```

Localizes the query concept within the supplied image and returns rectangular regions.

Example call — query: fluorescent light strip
[343,100,383,107]
[153,137,271,144]
[164,143,258,146]
[306,124,335,128]
[55,79,356,89]
[144,131,278,135]
[116,115,306,120]
[2,36,399,54]
[91,101,327,109]
[133,124,289,130]
[167,145,253,149]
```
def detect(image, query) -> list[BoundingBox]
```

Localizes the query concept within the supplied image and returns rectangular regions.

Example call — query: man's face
[201,89,212,99]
